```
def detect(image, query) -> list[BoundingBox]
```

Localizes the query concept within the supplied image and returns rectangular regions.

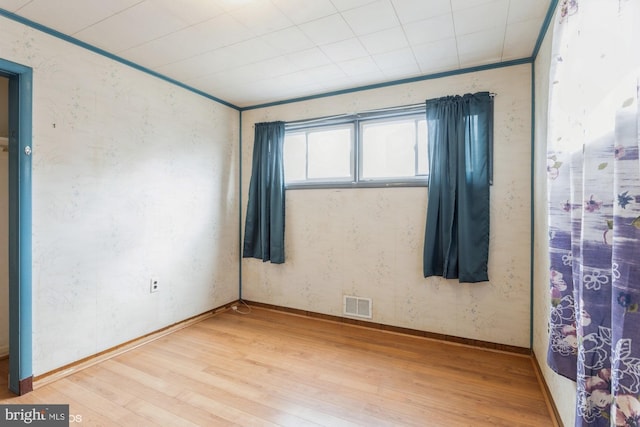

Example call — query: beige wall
[532,4,577,426]
[241,64,532,348]
[0,17,240,374]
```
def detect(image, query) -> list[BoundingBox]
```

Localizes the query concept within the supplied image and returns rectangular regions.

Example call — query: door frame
[0,58,33,395]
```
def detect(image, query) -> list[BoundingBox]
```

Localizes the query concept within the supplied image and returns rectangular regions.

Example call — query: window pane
[307,127,352,179]
[361,120,416,179]
[417,119,428,175]
[284,133,307,182]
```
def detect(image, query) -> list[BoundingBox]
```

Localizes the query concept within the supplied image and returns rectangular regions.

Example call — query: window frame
[357,114,428,185]
[283,122,355,185]
[284,105,428,190]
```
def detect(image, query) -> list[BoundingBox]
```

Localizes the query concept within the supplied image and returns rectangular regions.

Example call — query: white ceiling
[0,0,551,108]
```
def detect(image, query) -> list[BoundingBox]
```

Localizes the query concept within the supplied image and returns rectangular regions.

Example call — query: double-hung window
[283,105,428,188]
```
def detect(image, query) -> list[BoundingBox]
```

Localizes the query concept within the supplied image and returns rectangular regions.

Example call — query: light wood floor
[0,356,11,400]
[0,308,554,426]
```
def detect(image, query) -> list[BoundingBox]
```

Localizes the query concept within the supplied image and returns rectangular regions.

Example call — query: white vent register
[343,295,372,319]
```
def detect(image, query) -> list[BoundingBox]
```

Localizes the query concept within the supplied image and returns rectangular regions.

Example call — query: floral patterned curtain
[546,1,640,426]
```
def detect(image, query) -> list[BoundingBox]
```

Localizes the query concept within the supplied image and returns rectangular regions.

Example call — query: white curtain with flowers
[546,0,640,426]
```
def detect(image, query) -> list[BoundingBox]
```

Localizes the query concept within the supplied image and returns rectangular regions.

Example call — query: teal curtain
[423,92,493,283]
[243,121,285,264]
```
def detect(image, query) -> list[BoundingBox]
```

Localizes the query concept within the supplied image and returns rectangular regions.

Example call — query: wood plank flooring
[0,307,555,426]
[0,357,11,400]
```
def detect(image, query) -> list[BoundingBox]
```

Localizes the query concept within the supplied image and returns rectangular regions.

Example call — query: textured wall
[242,64,532,348]
[0,17,239,374]
[532,5,578,426]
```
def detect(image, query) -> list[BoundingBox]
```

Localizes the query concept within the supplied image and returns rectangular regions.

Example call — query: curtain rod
[285,92,497,128]
[285,102,426,128]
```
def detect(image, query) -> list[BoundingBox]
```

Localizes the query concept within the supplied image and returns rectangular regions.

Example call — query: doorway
[0,58,33,395]
[1,76,9,389]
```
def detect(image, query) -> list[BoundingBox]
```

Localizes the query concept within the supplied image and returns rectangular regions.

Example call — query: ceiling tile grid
[0,0,552,107]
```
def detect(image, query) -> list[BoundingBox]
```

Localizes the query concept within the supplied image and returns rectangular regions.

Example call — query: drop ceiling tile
[266,70,321,89]
[229,1,292,36]
[244,78,324,104]
[120,27,204,68]
[150,0,225,25]
[286,47,332,70]
[271,0,337,24]
[218,37,281,67]
[347,71,387,86]
[508,0,550,23]
[74,1,189,52]
[299,13,355,45]
[452,0,509,36]
[411,37,458,63]
[155,50,228,82]
[215,0,261,13]
[304,63,347,82]
[457,28,504,67]
[456,28,504,56]
[417,54,459,74]
[404,13,454,45]
[188,69,250,93]
[359,27,408,55]
[217,55,299,85]
[0,0,31,11]
[319,77,356,92]
[320,38,368,62]
[341,0,399,36]
[10,0,142,34]
[503,18,541,59]
[458,51,502,68]
[372,47,418,71]
[261,26,315,54]
[380,62,420,79]
[120,14,254,68]
[330,0,378,12]
[390,0,451,24]
[194,13,255,49]
[250,55,302,79]
[158,38,280,82]
[199,65,265,88]
[450,0,495,11]
[338,56,380,76]
[412,37,459,74]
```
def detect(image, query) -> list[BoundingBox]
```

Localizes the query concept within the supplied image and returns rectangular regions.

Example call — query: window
[360,116,427,181]
[283,106,427,188]
[284,125,354,183]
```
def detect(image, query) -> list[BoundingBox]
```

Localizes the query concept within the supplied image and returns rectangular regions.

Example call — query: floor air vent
[343,295,372,319]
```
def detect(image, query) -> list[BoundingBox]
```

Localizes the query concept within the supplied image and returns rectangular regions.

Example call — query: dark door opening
[0,58,33,395]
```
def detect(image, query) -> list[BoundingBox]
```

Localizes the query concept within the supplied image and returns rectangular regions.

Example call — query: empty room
[0,0,638,426]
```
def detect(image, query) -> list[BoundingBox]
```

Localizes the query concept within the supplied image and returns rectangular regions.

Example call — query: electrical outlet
[150,277,159,293]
